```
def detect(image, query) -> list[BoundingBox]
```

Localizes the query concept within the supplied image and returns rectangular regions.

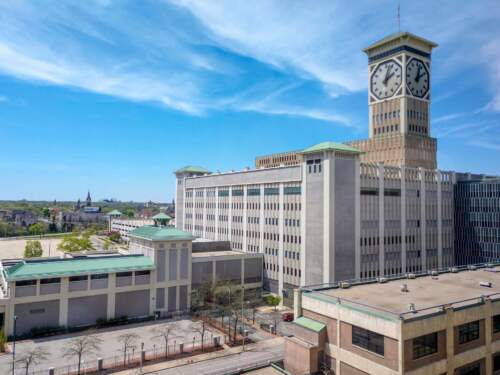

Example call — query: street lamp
[12,315,17,375]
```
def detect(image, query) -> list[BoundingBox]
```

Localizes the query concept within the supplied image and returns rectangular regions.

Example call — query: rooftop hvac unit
[407,273,416,279]
[408,303,416,312]
[430,270,438,276]
[468,265,477,271]
[340,282,351,289]
[450,267,459,273]
[479,281,492,288]
[400,284,409,293]
[378,277,388,283]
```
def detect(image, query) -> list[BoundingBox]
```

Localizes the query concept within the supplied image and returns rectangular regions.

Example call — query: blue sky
[0,0,499,202]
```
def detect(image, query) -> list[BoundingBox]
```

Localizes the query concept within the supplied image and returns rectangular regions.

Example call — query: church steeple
[86,191,92,207]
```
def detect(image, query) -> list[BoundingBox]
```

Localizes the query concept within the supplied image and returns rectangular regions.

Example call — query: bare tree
[62,334,102,375]
[117,333,139,366]
[151,324,178,359]
[16,346,49,375]
[190,311,212,351]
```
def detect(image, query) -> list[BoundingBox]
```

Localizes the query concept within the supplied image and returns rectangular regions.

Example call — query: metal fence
[14,336,222,375]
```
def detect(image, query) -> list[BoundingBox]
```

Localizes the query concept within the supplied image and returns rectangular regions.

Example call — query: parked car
[282,312,294,322]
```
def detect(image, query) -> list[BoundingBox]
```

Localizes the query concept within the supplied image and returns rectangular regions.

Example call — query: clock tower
[348,32,438,169]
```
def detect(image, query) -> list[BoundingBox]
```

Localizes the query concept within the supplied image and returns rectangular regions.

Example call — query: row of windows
[361,235,417,247]
[374,124,399,135]
[373,110,400,124]
[409,124,428,134]
[307,159,322,174]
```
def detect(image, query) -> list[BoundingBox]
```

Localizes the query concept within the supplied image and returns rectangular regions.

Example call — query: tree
[24,240,43,258]
[58,233,94,253]
[124,209,135,218]
[191,313,212,351]
[109,231,121,243]
[42,207,50,218]
[16,346,49,375]
[62,334,102,375]
[117,333,139,366]
[265,295,281,311]
[152,324,178,359]
[28,223,44,236]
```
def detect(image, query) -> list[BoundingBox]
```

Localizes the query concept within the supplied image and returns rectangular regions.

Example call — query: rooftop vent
[407,273,416,279]
[401,284,409,293]
[408,303,416,312]
[378,277,388,283]
[480,281,492,288]
[430,270,438,277]
[468,265,477,271]
[340,282,351,289]
[450,267,459,273]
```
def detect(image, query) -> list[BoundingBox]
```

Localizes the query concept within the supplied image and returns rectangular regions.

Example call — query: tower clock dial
[370,59,402,100]
[406,58,429,98]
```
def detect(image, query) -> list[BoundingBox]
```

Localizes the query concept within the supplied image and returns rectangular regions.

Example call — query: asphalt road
[150,338,284,375]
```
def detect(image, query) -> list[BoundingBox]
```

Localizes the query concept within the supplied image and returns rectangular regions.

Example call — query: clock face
[370,59,402,100]
[406,58,429,98]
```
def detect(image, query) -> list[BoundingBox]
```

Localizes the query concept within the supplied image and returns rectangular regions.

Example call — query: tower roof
[363,31,438,54]
[107,209,123,216]
[299,141,362,155]
[174,165,211,175]
[152,213,172,220]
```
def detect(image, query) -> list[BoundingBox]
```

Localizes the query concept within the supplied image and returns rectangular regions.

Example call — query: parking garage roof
[4,255,154,281]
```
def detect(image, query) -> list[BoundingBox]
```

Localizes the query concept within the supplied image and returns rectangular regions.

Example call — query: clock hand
[415,65,422,82]
[383,65,393,85]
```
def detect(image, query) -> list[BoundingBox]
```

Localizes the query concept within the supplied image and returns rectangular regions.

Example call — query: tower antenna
[397,0,401,32]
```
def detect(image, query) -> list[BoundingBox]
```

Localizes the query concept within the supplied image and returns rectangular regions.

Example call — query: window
[493,315,500,333]
[494,354,500,372]
[15,280,36,287]
[40,278,61,284]
[116,272,133,278]
[352,325,384,356]
[458,362,481,375]
[264,187,279,195]
[90,274,108,280]
[458,321,480,345]
[412,332,438,359]
[135,270,150,276]
[69,275,88,282]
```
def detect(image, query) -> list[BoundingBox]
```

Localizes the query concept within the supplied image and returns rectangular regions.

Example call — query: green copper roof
[152,213,172,220]
[363,31,438,52]
[128,226,195,241]
[107,209,123,216]
[293,316,326,333]
[300,141,362,155]
[174,166,211,174]
[5,255,153,281]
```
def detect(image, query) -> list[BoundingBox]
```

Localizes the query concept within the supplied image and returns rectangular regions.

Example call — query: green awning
[5,255,154,281]
[293,316,326,333]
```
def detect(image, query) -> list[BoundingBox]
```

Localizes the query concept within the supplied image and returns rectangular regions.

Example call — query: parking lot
[0,317,223,374]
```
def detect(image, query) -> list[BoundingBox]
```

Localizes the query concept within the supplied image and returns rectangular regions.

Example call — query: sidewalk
[116,337,284,375]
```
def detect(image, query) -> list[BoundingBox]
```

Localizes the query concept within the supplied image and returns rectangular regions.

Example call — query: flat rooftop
[306,266,500,320]
[192,250,261,258]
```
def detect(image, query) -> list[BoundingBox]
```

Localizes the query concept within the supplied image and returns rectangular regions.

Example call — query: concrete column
[241,259,245,286]
[419,168,427,271]
[192,189,197,236]
[278,183,285,297]
[401,166,407,274]
[378,164,385,277]
[107,274,116,320]
[437,171,443,269]
[215,187,219,241]
[300,162,307,287]
[354,158,361,279]
[445,307,454,375]
[293,289,302,318]
[228,186,233,242]
[323,154,335,283]
[485,298,493,375]
[212,260,216,285]
[59,277,69,327]
[182,177,187,231]
[259,185,264,254]
[202,188,207,238]
[243,185,248,252]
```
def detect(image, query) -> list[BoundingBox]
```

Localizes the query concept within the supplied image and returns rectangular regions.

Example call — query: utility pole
[12,315,17,375]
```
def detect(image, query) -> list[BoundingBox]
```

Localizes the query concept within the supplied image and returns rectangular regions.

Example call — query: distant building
[286,264,500,375]
[111,218,154,241]
[455,175,500,265]
[0,225,263,337]
[58,191,105,228]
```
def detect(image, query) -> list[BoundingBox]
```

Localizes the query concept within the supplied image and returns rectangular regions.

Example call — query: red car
[282,312,294,322]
